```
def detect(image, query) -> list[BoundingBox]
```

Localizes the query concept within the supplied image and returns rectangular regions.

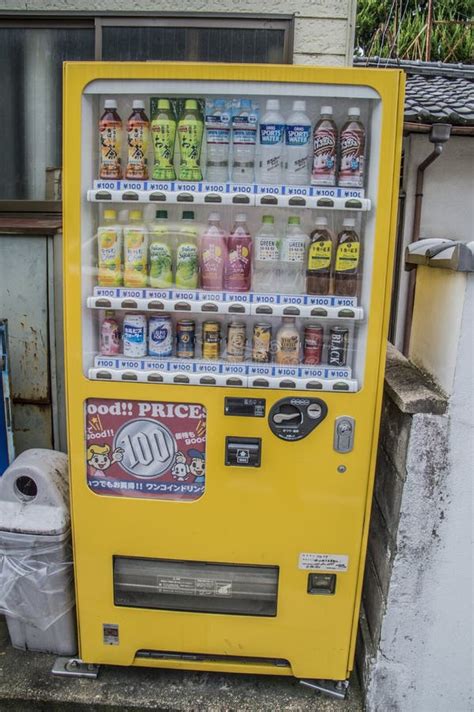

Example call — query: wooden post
[426,0,433,61]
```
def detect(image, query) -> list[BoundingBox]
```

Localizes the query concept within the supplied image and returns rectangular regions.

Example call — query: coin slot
[95,298,112,308]
[121,300,138,309]
[122,191,139,201]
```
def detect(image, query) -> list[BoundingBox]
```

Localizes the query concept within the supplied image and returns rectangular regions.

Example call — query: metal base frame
[299,678,350,700]
[51,657,100,679]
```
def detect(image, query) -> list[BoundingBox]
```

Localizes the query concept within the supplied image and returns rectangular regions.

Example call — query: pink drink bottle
[199,212,228,291]
[224,213,252,292]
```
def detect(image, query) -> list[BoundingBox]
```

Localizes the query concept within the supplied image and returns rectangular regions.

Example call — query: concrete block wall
[1,0,356,66]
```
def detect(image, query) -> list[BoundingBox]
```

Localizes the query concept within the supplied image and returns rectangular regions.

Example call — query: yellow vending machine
[62,62,404,694]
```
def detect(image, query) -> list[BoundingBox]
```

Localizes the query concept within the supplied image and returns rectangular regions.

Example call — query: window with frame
[0,14,294,208]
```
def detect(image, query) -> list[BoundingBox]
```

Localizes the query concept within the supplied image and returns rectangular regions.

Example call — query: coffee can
[328,326,349,367]
[226,322,246,362]
[304,323,324,365]
[202,320,221,360]
[176,320,195,359]
[252,322,272,363]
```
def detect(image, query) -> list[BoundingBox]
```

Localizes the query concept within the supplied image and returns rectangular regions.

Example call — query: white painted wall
[2,0,357,66]
[393,134,474,354]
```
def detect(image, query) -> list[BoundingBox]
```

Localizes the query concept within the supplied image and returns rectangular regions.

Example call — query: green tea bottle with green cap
[175,210,199,289]
[149,209,173,288]
[177,99,204,182]
[151,99,176,181]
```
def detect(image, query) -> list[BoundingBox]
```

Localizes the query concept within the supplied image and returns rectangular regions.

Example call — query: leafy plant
[355,0,473,63]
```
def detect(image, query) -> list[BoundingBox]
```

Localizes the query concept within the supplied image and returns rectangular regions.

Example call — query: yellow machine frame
[63,62,404,682]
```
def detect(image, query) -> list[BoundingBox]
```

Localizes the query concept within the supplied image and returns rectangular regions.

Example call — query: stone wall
[1,0,356,66]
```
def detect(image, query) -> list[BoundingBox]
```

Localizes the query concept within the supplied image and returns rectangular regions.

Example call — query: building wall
[393,134,474,358]
[1,0,356,66]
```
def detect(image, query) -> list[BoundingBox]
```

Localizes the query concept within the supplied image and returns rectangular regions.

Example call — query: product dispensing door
[63,61,404,686]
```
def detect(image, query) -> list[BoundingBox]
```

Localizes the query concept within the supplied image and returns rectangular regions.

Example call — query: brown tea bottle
[334,218,360,297]
[306,216,334,295]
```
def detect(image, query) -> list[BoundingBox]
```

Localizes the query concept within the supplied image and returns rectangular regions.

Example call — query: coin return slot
[307,573,336,595]
[147,373,164,382]
[122,372,138,381]
[201,303,218,312]
[96,370,112,379]
[176,193,194,202]
[121,300,138,309]
[173,375,190,384]
[200,376,216,385]
[149,192,166,201]
[122,191,139,201]
[174,302,191,311]
[95,298,112,308]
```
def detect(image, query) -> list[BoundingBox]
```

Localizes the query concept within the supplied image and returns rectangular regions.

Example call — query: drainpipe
[402,123,452,356]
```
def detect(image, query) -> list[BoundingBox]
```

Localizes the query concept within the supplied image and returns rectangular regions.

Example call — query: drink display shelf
[88,287,364,320]
[89,356,357,392]
[88,181,370,212]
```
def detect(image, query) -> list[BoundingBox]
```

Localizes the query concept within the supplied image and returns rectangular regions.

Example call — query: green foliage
[355,0,474,63]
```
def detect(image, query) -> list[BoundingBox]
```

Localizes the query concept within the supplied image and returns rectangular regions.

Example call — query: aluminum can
[303,323,324,365]
[226,322,246,362]
[176,320,196,359]
[328,326,349,367]
[100,313,121,355]
[252,322,272,363]
[202,320,221,360]
[123,313,147,357]
[148,315,173,357]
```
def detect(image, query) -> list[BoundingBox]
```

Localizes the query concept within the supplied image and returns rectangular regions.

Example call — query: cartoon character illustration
[87,443,124,477]
[171,451,189,481]
[187,449,205,484]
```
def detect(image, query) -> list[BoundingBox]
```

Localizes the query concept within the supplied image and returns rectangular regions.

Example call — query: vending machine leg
[51,657,100,679]
[299,678,350,700]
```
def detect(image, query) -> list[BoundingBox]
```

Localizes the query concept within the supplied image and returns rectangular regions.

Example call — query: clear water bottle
[258,99,285,185]
[284,100,312,185]
[205,98,230,183]
[279,216,309,294]
[231,98,258,184]
[252,215,280,293]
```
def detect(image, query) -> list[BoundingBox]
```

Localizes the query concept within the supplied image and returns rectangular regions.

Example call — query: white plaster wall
[393,134,474,352]
[1,0,357,65]
[409,268,467,395]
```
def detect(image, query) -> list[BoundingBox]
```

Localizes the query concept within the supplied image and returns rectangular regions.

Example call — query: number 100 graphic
[115,419,177,479]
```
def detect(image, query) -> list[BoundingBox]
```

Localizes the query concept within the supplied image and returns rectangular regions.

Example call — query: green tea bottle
[149,210,174,289]
[151,99,176,181]
[177,99,204,182]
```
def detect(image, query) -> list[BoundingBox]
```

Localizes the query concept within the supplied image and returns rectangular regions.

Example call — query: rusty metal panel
[11,402,53,455]
[0,237,49,403]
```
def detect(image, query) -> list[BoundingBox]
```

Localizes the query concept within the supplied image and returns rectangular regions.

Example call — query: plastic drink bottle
[276,317,300,365]
[231,99,258,183]
[334,218,360,297]
[339,107,366,188]
[149,209,173,289]
[175,211,199,289]
[123,210,148,288]
[306,216,334,295]
[253,215,280,293]
[99,100,122,179]
[100,312,121,355]
[259,99,285,184]
[205,98,230,183]
[279,216,309,294]
[284,100,312,185]
[125,100,150,180]
[151,99,176,181]
[311,106,337,186]
[178,99,204,181]
[224,213,252,292]
[97,209,122,287]
[199,213,228,291]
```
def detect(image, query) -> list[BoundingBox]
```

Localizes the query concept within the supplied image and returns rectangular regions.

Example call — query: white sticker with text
[298,553,349,572]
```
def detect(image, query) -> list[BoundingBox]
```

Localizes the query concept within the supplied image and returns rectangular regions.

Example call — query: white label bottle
[252,215,280,293]
[284,100,312,185]
[279,216,309,294]
[258,99,285,185]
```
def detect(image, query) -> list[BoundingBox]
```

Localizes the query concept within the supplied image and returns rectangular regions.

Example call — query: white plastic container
[258,99,285,184]
[284,100,312,185]
[0,449,77,656]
